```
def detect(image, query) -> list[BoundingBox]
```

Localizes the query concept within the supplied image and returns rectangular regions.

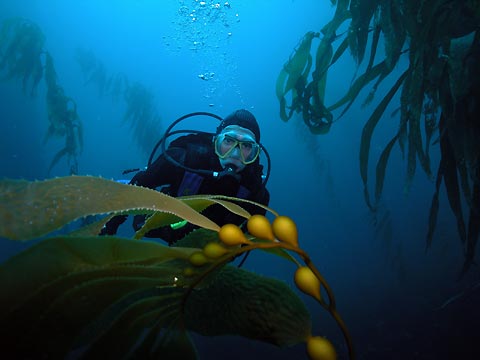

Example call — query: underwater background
[0,1,479,359]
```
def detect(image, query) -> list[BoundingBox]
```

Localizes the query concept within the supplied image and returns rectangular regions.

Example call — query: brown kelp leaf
[328,61,388,115]
[461,167,480,275]
[329,34,349,67]
[439,119,467,245]
[380,0,407,70]
[313,35,334,103]
[348,0,378,64]
[426,161,444,249]
[366,24,382,73]
[404,120,417,195]
[360,70,408,208]
[0,176,220,240]
[374,134,399,204]
[321,0,351,36]
[277,31,318,97]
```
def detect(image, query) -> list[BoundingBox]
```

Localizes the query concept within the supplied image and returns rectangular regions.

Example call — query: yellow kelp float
[0,176,353,359]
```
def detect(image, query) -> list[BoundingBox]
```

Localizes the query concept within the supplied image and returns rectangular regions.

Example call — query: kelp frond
[0,176,354,359]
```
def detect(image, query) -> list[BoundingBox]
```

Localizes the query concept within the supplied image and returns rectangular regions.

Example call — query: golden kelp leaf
[134,211,185,239]
[0,176,220,240]
[203,198,251,219]
[184,265,312,347]
[181,194,278,217]
[68,213,115,237]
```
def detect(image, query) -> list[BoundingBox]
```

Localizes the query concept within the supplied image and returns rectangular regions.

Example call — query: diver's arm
[132,147,186,189]
[100,149,184,236]
[100,214,127,235]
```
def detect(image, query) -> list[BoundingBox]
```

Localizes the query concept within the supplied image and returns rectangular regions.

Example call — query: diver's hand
[99,215,127,236]
[99,226,110,236]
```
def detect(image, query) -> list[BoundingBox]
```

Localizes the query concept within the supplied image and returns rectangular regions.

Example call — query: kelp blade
[0,234,313,358]
[0,235,196,317]
[135,196,252,239]
[185,265,311,347]
[0,176,220,240]
[0,235,203,357]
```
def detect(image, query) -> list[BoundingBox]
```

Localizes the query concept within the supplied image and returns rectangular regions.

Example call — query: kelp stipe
[0,176,353,359]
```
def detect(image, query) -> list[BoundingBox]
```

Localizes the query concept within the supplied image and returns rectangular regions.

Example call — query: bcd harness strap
[177,171,250,198]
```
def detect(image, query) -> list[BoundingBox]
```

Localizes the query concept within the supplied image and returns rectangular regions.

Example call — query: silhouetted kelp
[277,0,480,275]
[0,17,83,176]
[75,47,162,156]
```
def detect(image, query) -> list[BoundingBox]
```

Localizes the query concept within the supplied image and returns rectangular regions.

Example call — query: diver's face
[215,125,259,172]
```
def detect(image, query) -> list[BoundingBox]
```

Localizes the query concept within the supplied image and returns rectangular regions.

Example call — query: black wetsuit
[102,133,270,244]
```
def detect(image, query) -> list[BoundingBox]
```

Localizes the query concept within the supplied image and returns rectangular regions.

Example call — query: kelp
[0,176,220,240]
[74,47,162,156]
[276,31,319,122]
[275,0,352,133]
[359,69,408,210]
[43,52,83,175]
[0,176,354,359]
[0,17,45,96]
[0,18,83,176]
[278,0,480,274]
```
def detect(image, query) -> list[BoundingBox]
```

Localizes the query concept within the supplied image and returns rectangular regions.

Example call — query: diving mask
[214,128,260,165]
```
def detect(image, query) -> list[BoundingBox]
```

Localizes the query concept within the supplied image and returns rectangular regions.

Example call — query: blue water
[1,1,479,359]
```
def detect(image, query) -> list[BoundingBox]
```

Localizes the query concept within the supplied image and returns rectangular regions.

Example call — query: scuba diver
[100,109,271,245]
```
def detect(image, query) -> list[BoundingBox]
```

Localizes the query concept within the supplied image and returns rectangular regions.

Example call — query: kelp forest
[276,0,480,276]
[1,1,480,359]
[0,17,83,176]
[0,17,162,176]
[0,8,350,360]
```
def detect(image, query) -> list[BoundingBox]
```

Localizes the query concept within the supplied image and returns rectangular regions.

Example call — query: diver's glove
[99,215,127,235]
[216,164,241,181]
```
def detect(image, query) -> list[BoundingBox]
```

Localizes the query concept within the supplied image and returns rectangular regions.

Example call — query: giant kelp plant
[277,0,480,274]
[0,17,44,96]
[0,17,83,175]
[75,47,162,156]
[43,51,83,175]
[0,176,353,359]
